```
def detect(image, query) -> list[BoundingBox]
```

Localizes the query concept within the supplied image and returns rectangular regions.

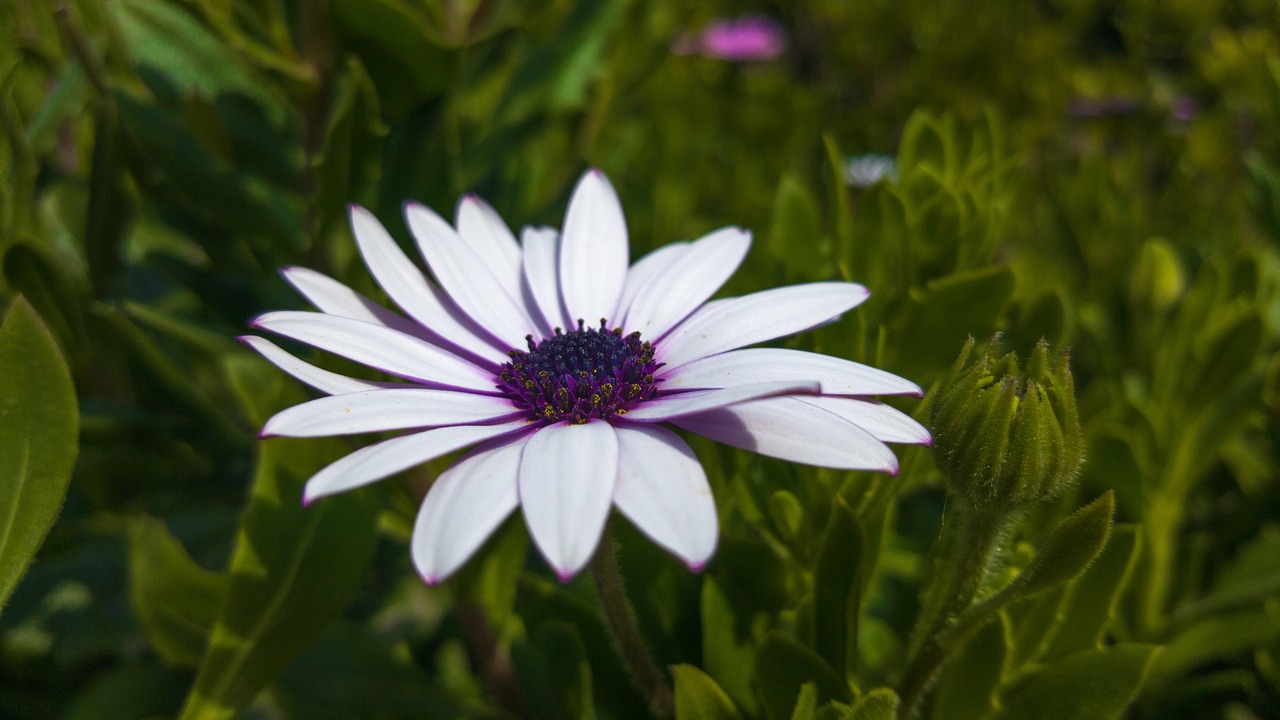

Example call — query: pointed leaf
[0,297,79,611]
[673,664,743,720]
[983,644,1160,720]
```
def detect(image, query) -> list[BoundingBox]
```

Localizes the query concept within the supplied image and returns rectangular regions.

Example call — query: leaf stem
[589,529,674,720]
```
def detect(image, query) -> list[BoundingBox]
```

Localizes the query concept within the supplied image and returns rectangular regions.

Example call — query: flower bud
[930,337,1084,511]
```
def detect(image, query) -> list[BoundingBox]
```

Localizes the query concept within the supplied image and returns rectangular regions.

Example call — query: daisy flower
[243,169,929,583]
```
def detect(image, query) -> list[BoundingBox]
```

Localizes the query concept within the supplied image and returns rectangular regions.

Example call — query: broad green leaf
[890,265,1015,380]
[1040,525,1140,661]
[811,497,864,681]
[849,688,898,720]
[0,297,79,612]
[929,614,1008,720]
[128,516,228,667]
[673,664,742,720]
[702,576,757,714]
[111,0,282,118]
[312,56,386,238]
[178,358,380,720]
[788,684,818,720]
[982,644,1160,720]
[755,634,850,720]
[513,620,596,720]
[1150,606,1280,688]
[768,175,823,278]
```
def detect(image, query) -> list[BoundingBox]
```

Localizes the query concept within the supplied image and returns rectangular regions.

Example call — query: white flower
[243,169,929,583]
[844,153,897,187]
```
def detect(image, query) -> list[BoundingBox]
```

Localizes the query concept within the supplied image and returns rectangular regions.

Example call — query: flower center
[498,320,661,424]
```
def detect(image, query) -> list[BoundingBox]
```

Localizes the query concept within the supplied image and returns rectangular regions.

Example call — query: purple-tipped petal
[348,205,509,365]
[521,226,568,335]
[303,420,532,503]
[672,396,899,472]
[412,435,526,584]
[405,202,536,349]
[657,282,869,368]
[240,336,384,395]
[624,227,751,340]
[253,311,495,392]
[559,170,629,325]
[518,421,619,580]
[281,266,424,338]
[261,388,520,438]
[616,241,689,323]
[613,424,717,569]
[798,396,932,445]
[659,347,923,397]
[456,194,523,297]
[625,380,819,421]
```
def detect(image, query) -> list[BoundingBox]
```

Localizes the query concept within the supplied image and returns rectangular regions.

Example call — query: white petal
[624,381,819,421]
[261,388,520,437]
[521,226,568,335]
[616,242,689,323]
[671,396,899,473]
[412,435,527,584]
[241,335,386,395]
[303,420,531,504]
[660,348,923,397]
[280,266,423,337]
[252,311,496,392]
[657,282,870,369]
[624,227,751,339]
[798,396,932,445]
[518,421,619,580]
[456,194,523,297]
[559,170,629,325]
[613,425,717,569]
[349,205,508,365]
[405,202,535,348]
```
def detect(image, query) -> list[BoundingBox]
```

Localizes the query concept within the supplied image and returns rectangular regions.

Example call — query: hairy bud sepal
[931,336,1085,512]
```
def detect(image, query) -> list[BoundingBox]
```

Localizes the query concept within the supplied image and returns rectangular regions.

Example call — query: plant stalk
[590,529,674,720]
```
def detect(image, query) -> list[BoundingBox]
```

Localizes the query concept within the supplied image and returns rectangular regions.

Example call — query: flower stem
[897,503,1008,719]
[590,529,674,720]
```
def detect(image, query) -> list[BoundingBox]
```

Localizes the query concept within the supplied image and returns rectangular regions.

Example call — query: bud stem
[897,503,1011,719]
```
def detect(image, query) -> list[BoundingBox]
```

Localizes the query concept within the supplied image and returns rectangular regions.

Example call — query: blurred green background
[2,1,1279,718]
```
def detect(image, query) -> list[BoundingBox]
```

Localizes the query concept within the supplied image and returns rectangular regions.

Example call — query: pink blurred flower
[673,15,787,62]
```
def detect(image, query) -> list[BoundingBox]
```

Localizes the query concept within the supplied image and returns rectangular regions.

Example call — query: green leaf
[1149,606,1280,688]
[702,576,757,713]
[849,688,898,720]
[513,620,596,720]
[982,644,1161,720]
[755,634,850,720]
[312,56,386,237]
[0,297,79,612]
[128,516,227,667]
[890,265,1015,380]
[941,493,1114,652]
[178,360,380,719]
[673,664,743,720]
[111,0,282,118]
[1005,492,1114,600]
[788,684,819,720]
[1040,525,1140,661]
[930,614,1008,720]
[811,497,865,680]
[768,175,823,278]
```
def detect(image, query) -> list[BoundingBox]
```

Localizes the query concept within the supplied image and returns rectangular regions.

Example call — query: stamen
[496,322,662,424]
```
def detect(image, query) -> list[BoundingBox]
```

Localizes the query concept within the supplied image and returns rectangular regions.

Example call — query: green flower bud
[930,336,1084,511]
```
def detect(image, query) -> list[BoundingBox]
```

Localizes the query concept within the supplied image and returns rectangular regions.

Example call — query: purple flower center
[498,320,661,424]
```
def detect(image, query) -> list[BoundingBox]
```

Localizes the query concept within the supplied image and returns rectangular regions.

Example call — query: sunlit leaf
[0,297,78,612]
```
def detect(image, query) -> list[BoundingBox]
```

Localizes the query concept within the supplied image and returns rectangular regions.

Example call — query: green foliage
[2,1,1278,718]
[0,298,78,611]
